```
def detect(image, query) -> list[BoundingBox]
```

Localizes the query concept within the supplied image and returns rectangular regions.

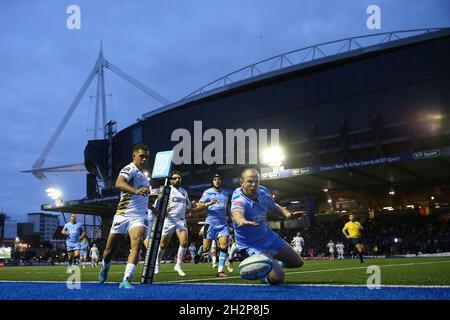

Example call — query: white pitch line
[164,260,450,284]
[2,260,450,286]
[0,280,449,289]
[0,280,119,284]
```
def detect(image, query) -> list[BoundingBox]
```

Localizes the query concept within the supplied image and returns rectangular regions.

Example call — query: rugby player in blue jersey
[79,237,89,269]
[194,174,231,277]
[61,213,85,273]
[231,168,304,284]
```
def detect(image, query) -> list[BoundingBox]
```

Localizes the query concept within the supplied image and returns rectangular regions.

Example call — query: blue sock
[218,251,227,272]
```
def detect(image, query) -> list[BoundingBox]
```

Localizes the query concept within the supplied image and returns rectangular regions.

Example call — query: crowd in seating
[280,212,450,257]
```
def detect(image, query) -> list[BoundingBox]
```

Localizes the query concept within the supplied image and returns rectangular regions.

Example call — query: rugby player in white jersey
[291,231,305,257]
[336,242,345,260]
[154,170,202,277]
[89,243,99,267]
[327,240,336,260]
[98,143,152,289]
[231,168,304,284]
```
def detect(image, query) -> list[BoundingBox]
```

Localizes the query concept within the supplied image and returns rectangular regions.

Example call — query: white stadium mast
[22,42,171,182]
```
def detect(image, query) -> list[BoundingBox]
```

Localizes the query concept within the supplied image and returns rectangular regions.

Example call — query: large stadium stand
[39,28,450,255]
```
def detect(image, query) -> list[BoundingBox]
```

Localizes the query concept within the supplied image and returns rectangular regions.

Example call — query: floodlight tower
[22,42,171,181]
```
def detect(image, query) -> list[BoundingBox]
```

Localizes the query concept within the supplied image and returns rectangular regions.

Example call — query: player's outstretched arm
[274,204,302,219]
[232,208,259,227]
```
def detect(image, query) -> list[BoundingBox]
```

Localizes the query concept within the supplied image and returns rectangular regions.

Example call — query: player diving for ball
[231,168,304,284]
[193,174,231,277]
[98,143,157,289]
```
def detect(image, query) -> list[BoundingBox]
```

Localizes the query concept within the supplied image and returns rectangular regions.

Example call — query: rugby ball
[238,254,273,280]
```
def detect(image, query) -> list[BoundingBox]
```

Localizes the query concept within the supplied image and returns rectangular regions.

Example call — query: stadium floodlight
[430,196,435,200]
[323,188,329,193]
[431,113,443,120]
[327,199,333,204]
[260,146,285,167]
[46,187,62,200]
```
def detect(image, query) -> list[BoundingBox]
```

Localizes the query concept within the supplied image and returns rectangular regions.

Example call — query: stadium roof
[143,27,450,120]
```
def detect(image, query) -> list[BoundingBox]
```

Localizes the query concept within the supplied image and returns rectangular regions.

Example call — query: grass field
[1,257,450,286]
[1,257,450,300]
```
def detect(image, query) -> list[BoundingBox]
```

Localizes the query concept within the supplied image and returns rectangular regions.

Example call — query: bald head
[241,168,259,180]
[240,168,260,198]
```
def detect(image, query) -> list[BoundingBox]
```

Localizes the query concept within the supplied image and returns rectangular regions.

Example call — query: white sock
[123,263,136,281]
[156,248,165,266]
[102,259,111,271]
[176,246,187,267]
[229,243,237,261]
[218,251,227,273]
[212,254,217,265]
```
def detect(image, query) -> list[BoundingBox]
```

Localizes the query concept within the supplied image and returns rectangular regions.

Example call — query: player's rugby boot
[119,280,134,289]
[98,266,109,283]
[174,264,186,277]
